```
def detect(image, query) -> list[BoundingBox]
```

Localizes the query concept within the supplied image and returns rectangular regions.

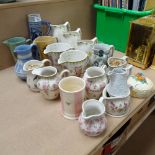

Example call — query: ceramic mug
[58,76,86,120]
[28,14,51,40]
[33,36,57,60]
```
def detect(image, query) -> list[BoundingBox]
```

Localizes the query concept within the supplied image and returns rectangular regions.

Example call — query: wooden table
[0,52,155,155]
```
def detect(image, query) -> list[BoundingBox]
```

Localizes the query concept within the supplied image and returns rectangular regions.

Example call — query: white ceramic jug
[50,21,71,42]
[23,59,51,92]
[107,65,133,97]
[32,66,70,100]
[78,99,107,136]
[83,65,107,99]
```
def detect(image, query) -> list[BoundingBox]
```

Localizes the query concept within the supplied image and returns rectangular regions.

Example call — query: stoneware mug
[58,76,86,120]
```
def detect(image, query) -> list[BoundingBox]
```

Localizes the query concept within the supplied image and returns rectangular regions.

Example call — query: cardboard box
[126,15,155,69]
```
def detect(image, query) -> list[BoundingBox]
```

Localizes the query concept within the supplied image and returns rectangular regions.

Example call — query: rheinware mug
[59,76,86,120]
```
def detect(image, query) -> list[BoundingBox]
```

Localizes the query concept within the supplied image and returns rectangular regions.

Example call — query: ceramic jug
[78,99,107,137]
[14,44,39,80]
[107,56,128,71]
[28,14,51,40]
[58,50,88,77]
[32,66,70,100]
[106,65,133,97]
[3,37,31,62]
[93,43,114,67]
[50,21,71,42]
[83,65,107,99]
[23,59,51,92]
[61,28,82,48]
[99,86,130,117]
[33,36,57,60]
[76,37,98,66]
[44,42,73,72]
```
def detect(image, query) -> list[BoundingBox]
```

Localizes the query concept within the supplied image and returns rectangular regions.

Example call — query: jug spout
[81,99,105,120]
[58,57,66,64]
[3,40,9,46]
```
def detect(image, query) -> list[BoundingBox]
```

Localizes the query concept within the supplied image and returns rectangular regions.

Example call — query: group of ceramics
[3,15,154,137]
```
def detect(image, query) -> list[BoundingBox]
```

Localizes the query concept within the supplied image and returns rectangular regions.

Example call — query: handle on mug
[41,20,52,35]
[30,44,40,60]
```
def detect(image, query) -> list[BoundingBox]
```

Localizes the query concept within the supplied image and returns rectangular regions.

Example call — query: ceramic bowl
[99,86,131,117]
[128,74,154,98]
[58,50,88,77]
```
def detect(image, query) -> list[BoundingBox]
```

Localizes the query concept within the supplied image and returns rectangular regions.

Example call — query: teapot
[83,65,107,99]
[78,99,107,137]
[32,66,70,100]
[106,65,133,97]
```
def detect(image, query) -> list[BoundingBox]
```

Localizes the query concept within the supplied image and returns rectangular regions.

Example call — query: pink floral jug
[83,65,107,99]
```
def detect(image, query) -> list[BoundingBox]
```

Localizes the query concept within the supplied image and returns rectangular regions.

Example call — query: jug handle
[59,69,70,79]
[41,59,52,67]
[64,21,71,31]
[126,64,133,76]
[30,44,40,60]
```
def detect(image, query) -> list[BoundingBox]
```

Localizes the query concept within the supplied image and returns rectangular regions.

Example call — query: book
[132,0,140,10]
[128,0,133,10]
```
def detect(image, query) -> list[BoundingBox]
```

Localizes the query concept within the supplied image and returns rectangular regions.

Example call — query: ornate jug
[23,59,51,92]
[83,65,107,99]
[32,66,70,100]
[107,65,133,97]
[61,28,82,48]
[50,21,71,42]
[78,99,107,137]
[14,44,39,80]
[76,37,98,66]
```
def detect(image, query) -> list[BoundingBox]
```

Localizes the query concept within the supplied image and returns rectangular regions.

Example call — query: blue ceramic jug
[14,44,39,80]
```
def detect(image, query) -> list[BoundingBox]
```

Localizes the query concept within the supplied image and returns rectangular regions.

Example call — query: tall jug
[14,44,39,80]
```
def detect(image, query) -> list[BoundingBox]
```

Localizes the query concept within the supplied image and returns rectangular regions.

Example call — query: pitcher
[50,21,71,42]
[33,36,57,60]
[32,66,70,100]
[77,37,98,66]
[61,28,82,48]
[107,65,133,97]
[83,65,107,99]
[23,59,51,91]
[14,44,39,80]
[3,37,31,62]
[78,99,107,137]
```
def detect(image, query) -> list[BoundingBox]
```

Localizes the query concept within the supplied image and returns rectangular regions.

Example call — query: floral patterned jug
[78,99,107,137]
[83,65,107,99]
[32,66,70,100]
